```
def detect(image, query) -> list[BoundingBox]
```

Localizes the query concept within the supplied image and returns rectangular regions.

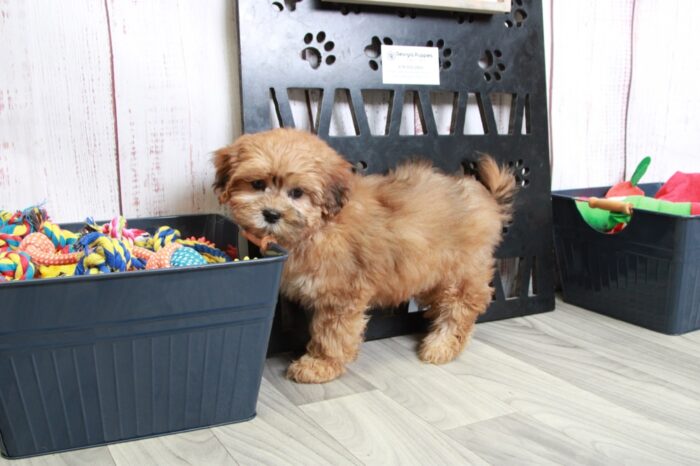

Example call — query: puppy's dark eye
[288,188,304,199]
[251,180,266,191]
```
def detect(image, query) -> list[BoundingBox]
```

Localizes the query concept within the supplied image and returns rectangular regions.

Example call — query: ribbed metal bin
[553,185,700,334]
[0,214,286,458]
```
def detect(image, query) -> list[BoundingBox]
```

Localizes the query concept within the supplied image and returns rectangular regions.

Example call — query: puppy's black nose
[262,209,281,224]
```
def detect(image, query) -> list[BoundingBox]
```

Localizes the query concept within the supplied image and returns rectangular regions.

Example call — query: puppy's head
[213,128,353,245]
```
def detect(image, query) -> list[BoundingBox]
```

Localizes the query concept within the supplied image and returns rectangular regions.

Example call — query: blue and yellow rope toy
[74,232,145,275]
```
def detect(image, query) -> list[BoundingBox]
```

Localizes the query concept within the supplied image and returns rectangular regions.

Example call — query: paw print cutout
[478,49,506,82]
[453,12,475,24]
[426,39,453,70]
[364,36,393,71]
[339,4,361,14]
[397,8,417,19]
[510,159,530,187]
[272,0,302,12]
[301,31,336,70]
[504,0,527,28]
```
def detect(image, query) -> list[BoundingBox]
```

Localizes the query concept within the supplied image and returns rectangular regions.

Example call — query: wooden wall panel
[549,0,634,190]
[2,0,699,224]
[0,0,119,222]
[626,0,700,183]
[107,0,239,218]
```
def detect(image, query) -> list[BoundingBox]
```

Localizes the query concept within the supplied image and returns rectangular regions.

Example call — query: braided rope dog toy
[1,209,236,281]
[1,207,77,278]
[145,242,207,269]
[179,236,230,263]
[142,228,212,269]
[19,233,82,265]
[0,210,12,225]
[74,232,146,275]
[85,216,155,263]
[82,220,203,271]
[86,216,147,244]
[42,221,79,250]
[132,225,181,251]
[0,221,30,252]
[137,226,231,266]
[0,206,49,252]
[0,251,36,281]
[18,233,81,277]
[152,227,231,263]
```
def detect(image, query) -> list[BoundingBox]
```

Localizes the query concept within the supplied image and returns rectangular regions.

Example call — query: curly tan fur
[214,128,516,383]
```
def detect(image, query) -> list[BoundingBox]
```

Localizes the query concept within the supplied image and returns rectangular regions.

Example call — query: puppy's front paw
[418,333,465,365]
[287,354,345,383]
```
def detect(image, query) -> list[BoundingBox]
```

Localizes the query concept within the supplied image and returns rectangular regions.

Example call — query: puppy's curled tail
[475,155,517,217]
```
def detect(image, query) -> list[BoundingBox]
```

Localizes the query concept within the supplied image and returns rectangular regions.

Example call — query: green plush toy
[576,195,692,232]
[575,157,694,232]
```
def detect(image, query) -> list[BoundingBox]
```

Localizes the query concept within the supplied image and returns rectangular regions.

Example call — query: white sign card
[381,45,440,86]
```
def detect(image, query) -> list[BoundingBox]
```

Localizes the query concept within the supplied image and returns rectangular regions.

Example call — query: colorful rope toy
[0,251,36,281]
[145,242,207,270]
[42,221,79,250]
[178,236,230,263]
[0,207,237,282]
[74,232,145,275]
[19,233,82,265]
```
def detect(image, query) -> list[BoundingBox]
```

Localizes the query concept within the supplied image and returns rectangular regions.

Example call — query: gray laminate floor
[3,299,700,465]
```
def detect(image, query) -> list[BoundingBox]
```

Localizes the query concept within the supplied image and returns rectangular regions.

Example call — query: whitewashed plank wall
[549,0,634,190]
[107,0,238,218]
[626,0,700,184]
[1,0,698,222]
[0,0,120,222]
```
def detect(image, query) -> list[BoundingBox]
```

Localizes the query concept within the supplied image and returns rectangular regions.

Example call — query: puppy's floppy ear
[321,157,354,218]
[212,135,248,203]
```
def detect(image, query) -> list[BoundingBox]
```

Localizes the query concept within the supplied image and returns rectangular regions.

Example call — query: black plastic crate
[239,0,556,352]
[0,214,286,458]
[552,184,700,334]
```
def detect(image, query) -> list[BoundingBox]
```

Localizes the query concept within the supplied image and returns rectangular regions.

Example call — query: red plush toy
[655,171,700,214]
[576,157,700,233]
[605,157,649,198]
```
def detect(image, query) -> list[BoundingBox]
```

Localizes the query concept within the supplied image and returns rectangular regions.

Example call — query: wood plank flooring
[3,299,700,465]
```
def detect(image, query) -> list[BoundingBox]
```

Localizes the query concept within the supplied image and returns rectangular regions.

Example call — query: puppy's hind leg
[287,299,369,383]
[418,278,493,364]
